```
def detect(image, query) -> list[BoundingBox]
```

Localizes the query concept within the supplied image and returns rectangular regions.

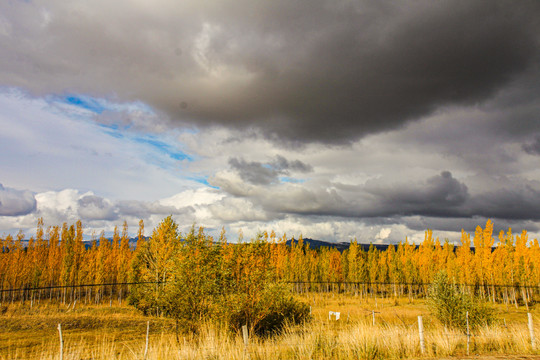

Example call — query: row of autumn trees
[0,218,539,302]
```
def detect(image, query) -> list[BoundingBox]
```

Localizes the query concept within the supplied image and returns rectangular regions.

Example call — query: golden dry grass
[0,294,539,359]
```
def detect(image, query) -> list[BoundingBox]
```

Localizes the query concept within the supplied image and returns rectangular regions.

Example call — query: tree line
[0,218,538,306]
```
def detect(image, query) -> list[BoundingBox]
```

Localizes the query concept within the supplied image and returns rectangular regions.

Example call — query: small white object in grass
[329,311,340,320]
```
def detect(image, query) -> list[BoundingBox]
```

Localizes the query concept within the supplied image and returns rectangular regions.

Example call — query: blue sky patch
[280,177,306,184]
[99,123,119,131]
[135,136,193,162]
[188,176,219,189]
[64,95,106,114]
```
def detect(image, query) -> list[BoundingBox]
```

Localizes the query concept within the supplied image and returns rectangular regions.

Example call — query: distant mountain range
[286,238,397,252]
[75,237,389,251]
[16,237,484,253]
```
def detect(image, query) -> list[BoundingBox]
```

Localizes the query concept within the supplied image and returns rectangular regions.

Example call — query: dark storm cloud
[362,171,470,217]
[229,156,312,185]
[215,170,540,223]
[402,216,540,234]
[214,170,471,218]
[0,183,36,216]
[163,0,540,143]
[470,182,540,220]
[1,0,538,143]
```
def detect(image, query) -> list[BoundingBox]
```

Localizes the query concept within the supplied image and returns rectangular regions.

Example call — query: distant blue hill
[287,238,490,253]
[286,238,395,252]
[16,237,483,253]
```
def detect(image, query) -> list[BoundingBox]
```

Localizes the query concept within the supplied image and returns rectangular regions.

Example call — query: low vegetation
[0,294,538,359]
[428,271,494,332]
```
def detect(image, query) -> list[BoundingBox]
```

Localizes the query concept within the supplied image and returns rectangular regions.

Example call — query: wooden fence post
[418,316,425,354]
[242,324,249,346]
[57,323,64,360]
[242,324,249,358]
[528,313,536,350]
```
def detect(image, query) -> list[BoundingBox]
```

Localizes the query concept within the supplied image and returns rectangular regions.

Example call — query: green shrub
[427,271,494,332]
[225,282,310,336]
[130,219,310,336]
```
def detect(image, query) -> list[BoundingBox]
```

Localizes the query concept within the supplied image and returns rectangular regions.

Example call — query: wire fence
[1,280,539,306]
[0,281,163,306]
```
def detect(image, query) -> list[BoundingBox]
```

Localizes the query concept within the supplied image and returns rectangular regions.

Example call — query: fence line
[1,280,538,307]
[286,281,540,289]
[0,281,166,306]
[0,281,164,293]
[3,280,540,294]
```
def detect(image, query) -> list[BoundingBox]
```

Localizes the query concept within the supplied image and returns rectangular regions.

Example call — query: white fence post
[57,323,64,360]
[418,316,425,354]
[144,321,149,360]
[528,313,536,350]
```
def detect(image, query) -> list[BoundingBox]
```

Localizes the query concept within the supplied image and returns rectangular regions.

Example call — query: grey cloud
[523,136,540,155]
[470,181,540,221]
[209,171,253,197]
[78,196,194,221]
[271,155,313,173]
[402,216,540,234]
[116,200,192,219]
[215,170,540,223]
[229,158,278,185]
[263,186,345,216]
[229,156,312,185]
[77,195,118,221]
[208,197,273,222]
[325,173,540,222]
[363,171,469,217]
[1,1,538,143]
[0,183,36,216]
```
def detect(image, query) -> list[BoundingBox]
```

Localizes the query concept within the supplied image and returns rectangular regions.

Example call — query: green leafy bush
[225,282,310,336]
[427,271,494,332]
[129,219,310,336]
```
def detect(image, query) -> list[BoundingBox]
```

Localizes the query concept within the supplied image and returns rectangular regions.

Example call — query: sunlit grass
[0,294,539,359]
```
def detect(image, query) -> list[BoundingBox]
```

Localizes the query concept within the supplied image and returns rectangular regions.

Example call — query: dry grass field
[0,293,539,359]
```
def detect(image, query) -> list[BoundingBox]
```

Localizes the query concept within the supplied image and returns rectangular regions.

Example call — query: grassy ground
[0,293,538,359]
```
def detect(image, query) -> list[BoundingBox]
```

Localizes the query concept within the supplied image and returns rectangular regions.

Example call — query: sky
[1,0,540,244]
